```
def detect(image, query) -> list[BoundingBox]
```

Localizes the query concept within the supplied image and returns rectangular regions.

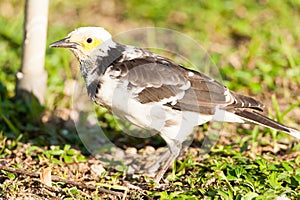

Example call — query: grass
[0,0,300,199]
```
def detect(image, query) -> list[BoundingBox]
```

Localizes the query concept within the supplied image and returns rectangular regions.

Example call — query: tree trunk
[16,0,49,105]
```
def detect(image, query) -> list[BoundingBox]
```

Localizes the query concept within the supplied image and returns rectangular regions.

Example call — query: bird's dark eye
[86,38,93,43]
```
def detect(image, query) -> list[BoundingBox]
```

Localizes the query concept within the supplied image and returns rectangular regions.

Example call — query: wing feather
[107,48,264,114]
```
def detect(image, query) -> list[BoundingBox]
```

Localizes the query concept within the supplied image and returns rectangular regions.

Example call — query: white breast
[93,69,166,131]
[92,68,214,143]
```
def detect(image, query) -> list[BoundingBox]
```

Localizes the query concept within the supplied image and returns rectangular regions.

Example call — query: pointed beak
[49,37,79,49]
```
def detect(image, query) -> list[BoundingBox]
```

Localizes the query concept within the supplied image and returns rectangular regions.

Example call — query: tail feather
[234,109,300,139]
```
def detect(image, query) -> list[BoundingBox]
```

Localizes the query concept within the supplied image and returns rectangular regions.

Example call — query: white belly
[94,74,166,131]
[91,71,214,142]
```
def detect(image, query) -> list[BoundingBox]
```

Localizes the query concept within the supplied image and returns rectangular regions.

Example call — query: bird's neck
[79,41,126,97]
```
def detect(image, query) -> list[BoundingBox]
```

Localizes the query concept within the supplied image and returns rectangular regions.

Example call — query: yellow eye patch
[82,37,103,51]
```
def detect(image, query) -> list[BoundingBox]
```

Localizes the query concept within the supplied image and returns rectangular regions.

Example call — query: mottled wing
[168,66,264,114]
[108,49,264,115]
[112,56,189,105]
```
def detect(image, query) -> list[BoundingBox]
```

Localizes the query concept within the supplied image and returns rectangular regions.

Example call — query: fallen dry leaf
[40,167,52,187]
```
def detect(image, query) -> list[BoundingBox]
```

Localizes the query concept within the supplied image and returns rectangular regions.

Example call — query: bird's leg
[146,148,170,174]
[154,139,182,183]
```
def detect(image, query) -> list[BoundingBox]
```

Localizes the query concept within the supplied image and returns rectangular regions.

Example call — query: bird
[50,27,300,183]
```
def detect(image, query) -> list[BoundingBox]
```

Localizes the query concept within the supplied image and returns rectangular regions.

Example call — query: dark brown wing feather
[110,52,264,114]
[113,57,187,87]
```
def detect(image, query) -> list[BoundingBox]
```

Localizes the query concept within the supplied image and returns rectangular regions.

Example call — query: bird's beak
[49,37,79,49]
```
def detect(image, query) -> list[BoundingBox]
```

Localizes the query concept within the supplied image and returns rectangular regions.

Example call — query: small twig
[123,181,143,190]
[41,187,60,200]
[0,165,39,178]
[32,177,62,194]
[123,181,153,200]
[0,165,125,197]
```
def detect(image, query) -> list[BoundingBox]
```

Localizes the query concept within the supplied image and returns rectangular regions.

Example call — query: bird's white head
[50,27,113,60]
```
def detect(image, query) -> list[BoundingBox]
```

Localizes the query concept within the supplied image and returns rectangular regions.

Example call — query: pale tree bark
[16,0,49,105]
